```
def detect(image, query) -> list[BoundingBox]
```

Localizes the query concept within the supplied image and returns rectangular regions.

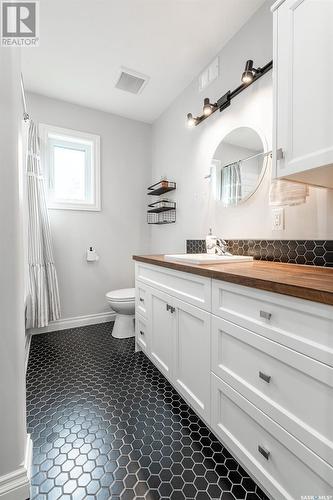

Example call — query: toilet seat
[106,288,135,302]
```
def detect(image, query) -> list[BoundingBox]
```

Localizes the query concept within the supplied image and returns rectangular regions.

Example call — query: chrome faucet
[213,238,231,256]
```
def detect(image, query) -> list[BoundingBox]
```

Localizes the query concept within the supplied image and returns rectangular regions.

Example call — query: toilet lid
[106,288,135,302]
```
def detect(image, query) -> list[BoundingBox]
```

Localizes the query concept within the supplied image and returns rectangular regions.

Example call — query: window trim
[39,123,101,211]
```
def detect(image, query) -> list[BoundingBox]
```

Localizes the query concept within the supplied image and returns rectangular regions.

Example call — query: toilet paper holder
[86,246,99,262]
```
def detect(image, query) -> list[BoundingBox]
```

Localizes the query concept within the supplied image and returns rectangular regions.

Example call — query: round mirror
[211,127,268,206]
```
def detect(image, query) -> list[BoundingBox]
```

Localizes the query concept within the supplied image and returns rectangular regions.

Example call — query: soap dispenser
[206,228,217,254]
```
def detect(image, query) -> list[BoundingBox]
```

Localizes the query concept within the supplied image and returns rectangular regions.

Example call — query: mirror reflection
[212,127,268,206]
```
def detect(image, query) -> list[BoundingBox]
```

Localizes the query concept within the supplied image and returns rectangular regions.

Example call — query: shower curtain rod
[20,73,30,121]
[222,149,272,170]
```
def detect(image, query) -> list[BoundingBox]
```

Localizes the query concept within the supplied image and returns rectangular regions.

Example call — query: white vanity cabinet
[272,0,333,187]
[135,260,333,499]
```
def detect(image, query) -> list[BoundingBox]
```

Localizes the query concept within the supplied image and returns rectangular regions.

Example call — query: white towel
[269,179,309,206]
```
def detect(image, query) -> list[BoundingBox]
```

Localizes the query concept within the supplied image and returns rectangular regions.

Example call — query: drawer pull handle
[260,310,272,320]
[259,371,271,383]
[276,148,284,160]
[258,445,270,460]
[139,330,144,336]
[139,297,144,303]
[166,304,170,311]
[166,304,175,313]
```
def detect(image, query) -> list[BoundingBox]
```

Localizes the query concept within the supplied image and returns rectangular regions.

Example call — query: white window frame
[39,123,101,211]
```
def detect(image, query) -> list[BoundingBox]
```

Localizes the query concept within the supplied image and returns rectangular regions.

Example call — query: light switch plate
[272,207,285,231]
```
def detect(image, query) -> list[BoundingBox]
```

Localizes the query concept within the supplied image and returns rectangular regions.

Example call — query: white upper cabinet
[272,0,333,188]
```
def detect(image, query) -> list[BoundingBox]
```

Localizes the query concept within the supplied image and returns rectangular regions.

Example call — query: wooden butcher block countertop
[133,254,333,306]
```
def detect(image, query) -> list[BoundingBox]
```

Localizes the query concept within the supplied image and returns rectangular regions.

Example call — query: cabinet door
[149,287,174,379]
[273,0,333,186]
[173,298,211,421]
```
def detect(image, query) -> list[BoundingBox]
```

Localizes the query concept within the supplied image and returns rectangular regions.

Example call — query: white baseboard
[28,311,116,335]
[0,434,32,500]
[25,334,31,373]
[25,434,33,482]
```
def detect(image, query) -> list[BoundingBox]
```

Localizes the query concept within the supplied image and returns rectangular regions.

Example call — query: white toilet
[105,288,135,339]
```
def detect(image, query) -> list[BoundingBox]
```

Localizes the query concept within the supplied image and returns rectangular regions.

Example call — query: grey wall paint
[150,2,333,253]
[28,92,151,319]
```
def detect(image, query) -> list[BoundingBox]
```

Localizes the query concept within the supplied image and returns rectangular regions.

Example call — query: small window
[40,124,101,211]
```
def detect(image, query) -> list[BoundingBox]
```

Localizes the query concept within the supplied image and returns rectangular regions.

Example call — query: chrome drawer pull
[139,297,144,303]
[258,445,270,460]
[259,371,271,383]
[139,330,144,336]
[260,310,272,320]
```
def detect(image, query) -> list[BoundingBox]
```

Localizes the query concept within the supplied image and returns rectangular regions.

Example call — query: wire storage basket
[147,210,176,225]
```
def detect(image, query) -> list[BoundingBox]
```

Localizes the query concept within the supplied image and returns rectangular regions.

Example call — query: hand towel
[269,179,309,206]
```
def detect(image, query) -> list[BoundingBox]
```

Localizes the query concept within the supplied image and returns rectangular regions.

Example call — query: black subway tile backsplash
[186,239,333,267]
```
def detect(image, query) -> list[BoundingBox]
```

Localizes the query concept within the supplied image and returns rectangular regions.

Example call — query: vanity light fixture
[187,58,273,127]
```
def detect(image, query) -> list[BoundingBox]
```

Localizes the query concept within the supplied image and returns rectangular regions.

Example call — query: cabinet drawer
[135,282,148,318]
[136,262,211,312]
[211,316,333,465]
[211,374,333,500]
[212,280,333,366]
[135,314,148,352]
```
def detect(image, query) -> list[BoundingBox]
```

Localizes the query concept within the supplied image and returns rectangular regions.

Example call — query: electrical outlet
[272,207,285,231]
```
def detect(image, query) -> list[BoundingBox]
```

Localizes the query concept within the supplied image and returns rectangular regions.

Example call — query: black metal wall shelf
[147,200,176,214]
[147,180,176,196]
[147,180,176,225]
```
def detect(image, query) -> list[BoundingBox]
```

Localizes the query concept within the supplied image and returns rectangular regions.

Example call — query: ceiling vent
[115,68,149,95]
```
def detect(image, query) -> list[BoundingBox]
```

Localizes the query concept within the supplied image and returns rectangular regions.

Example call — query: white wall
[0,48,30,498]
[151,2,333,254]
[28,93,151,320]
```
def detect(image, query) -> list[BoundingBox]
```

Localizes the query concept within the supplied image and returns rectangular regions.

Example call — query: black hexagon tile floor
[26,322,269,500]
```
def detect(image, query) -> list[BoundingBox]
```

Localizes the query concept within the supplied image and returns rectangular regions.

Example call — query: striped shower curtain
[25,120,61,328]
[221,162,242,206]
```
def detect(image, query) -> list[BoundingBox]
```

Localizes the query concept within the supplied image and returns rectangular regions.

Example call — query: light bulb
[203,98,217,117]
[241,71,254,84]
[203,98,213,116]
[187,113,196,127]
[241,60,256,84]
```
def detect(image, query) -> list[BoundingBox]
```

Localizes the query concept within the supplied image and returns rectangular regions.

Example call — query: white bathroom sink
[164,253,253,265]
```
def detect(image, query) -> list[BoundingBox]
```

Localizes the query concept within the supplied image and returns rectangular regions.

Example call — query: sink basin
[164,253,253,265]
